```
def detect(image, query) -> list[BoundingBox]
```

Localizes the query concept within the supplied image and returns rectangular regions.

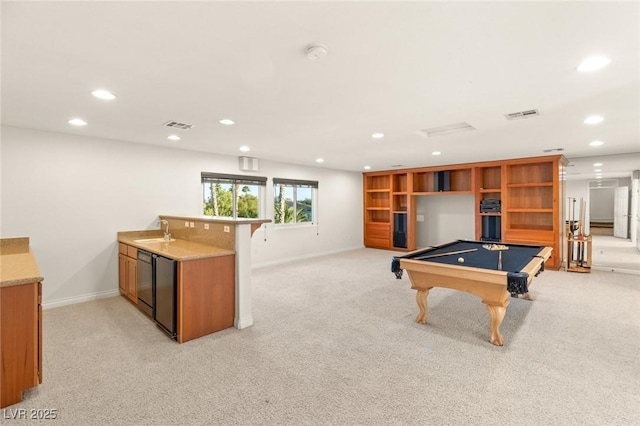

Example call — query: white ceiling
[2,1,639,180]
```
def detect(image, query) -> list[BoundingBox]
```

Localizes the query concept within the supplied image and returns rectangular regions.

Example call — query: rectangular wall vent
[505,109,540,120]
[542,148,564,153]
[418,122,476,138]
[163,120,194,130]
[239,156,259,172]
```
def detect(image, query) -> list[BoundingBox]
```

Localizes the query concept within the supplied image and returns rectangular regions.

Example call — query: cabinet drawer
[365,223,390,240]
[118,243,128,255]
[127,245,137,259]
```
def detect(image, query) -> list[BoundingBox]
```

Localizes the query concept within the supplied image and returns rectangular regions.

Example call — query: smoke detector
[305,44,328,61]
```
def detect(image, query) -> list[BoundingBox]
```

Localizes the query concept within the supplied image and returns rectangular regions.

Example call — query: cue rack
[566,197,592,273]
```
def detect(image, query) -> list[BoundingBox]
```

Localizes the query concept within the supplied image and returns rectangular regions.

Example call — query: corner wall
[0,126,363,306]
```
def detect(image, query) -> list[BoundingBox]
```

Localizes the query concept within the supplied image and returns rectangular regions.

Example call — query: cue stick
[498,251,502,271]
[414,248,477,260]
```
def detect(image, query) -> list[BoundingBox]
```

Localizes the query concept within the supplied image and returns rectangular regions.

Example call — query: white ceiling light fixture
[594,169,602,172]
[364,165,371,170]
[167,134,181,141]
[576,56,611,72]
[91,89,116,100]
[239,145,250,152]
[593,163,603,167]
[432,151,441,156]
[589,140,604,147]
[219,119,235,125]
[315,158,325,163]
[584,115,604,125]
[372,133,384,139]
[419,122,476,137]
[305,44,328,61]
[68,118,87,126]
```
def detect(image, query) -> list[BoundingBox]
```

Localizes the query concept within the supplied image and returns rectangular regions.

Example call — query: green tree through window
[202,173,266,218]
[273,178,317,224]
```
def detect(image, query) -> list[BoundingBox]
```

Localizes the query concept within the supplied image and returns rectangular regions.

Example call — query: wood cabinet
[363,155,566,269]
[1,281,42,408]
[177,254,235,343]
[364,173,391,248]
[118,243,138,303]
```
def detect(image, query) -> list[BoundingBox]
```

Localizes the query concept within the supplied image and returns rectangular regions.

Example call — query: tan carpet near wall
[10,249,640,425]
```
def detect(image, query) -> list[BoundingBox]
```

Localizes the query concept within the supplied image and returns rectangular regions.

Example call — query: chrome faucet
[159,219,171,241]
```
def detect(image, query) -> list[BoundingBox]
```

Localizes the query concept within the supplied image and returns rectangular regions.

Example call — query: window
[273,178,318,224]
[202,172,267,218]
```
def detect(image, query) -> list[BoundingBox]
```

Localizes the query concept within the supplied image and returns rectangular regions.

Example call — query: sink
[134,237,175,244]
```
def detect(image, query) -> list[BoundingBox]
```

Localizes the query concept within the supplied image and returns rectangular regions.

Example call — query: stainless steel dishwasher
[137,250,177,339]
[137,250,153,318]
[154,254,177,339]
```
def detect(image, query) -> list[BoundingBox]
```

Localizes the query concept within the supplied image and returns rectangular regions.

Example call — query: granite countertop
[118,233,235,261]
[1,238,44,288]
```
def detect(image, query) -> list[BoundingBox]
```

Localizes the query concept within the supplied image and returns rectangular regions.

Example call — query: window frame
[201,172,267,219]
[273,178,318,226]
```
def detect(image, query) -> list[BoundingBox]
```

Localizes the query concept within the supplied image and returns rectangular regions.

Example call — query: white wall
[1,126,363,305]
[565,179,590,234]
[590,187,616,221]
[415,194,475,247]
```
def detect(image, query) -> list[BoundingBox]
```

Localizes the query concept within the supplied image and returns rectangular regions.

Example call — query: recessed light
[576,56,611,72]
[364,165,371,170]
[589,140,604,147]
[68,118,87,126]
[239,145,250,152]
[584,115,603,125]
[91,89,116,100]
[315,158,324,163]
[594,169,602,172]
[167,135,181,141]
[371,133,384,139]
[305,44,329,61]
[432,151,441,156]
[219,119,235,125]
[593,163,603,167]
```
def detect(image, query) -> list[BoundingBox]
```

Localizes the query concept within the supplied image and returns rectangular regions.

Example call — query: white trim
[251,245,364,269]
[43,289,120,310]
[591,265,640,275]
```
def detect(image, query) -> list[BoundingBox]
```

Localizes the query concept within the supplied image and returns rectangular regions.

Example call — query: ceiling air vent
[163,120,194,130]
[417,122,476,138]
[505,109,540,120]
[543,148,564,153]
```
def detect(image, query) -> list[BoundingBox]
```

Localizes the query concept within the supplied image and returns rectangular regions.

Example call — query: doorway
[588,179,639,273]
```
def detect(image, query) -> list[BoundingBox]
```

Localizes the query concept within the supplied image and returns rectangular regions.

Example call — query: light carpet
[7,248,640,425]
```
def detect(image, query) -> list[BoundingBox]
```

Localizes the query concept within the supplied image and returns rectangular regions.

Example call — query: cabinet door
[118,254,127,295]
[126,257,138,303]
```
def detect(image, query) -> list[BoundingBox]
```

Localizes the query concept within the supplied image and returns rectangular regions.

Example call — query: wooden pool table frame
[399,245,552,346]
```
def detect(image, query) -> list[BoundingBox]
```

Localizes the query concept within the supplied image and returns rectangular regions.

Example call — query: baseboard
[591,265,640,275]
[252,245,363,269]
[43,289,120,310]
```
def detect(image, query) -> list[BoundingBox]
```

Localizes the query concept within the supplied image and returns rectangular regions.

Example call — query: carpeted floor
[8,248,640,425]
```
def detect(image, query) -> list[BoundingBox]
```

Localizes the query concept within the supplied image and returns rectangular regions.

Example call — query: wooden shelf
[366,207,390,211]
[506,182,553,188]
[366,189,390,193]
[479,212,501,216]
[412,190,474,196]
[506,208,553,213]
[479,189,501,193]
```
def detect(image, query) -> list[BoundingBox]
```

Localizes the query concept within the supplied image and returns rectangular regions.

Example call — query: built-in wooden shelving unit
[363,155,567,269]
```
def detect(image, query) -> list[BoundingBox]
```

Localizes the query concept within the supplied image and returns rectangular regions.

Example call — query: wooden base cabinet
[1,282,42,408]
[177,255,235,343]
[118,243,138,303]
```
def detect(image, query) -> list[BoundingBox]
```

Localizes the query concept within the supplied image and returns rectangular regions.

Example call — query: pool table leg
[415,288,431,324]
[485,304,506,346]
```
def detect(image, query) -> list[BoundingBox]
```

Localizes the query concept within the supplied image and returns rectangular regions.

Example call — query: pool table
[391,240,552,346]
